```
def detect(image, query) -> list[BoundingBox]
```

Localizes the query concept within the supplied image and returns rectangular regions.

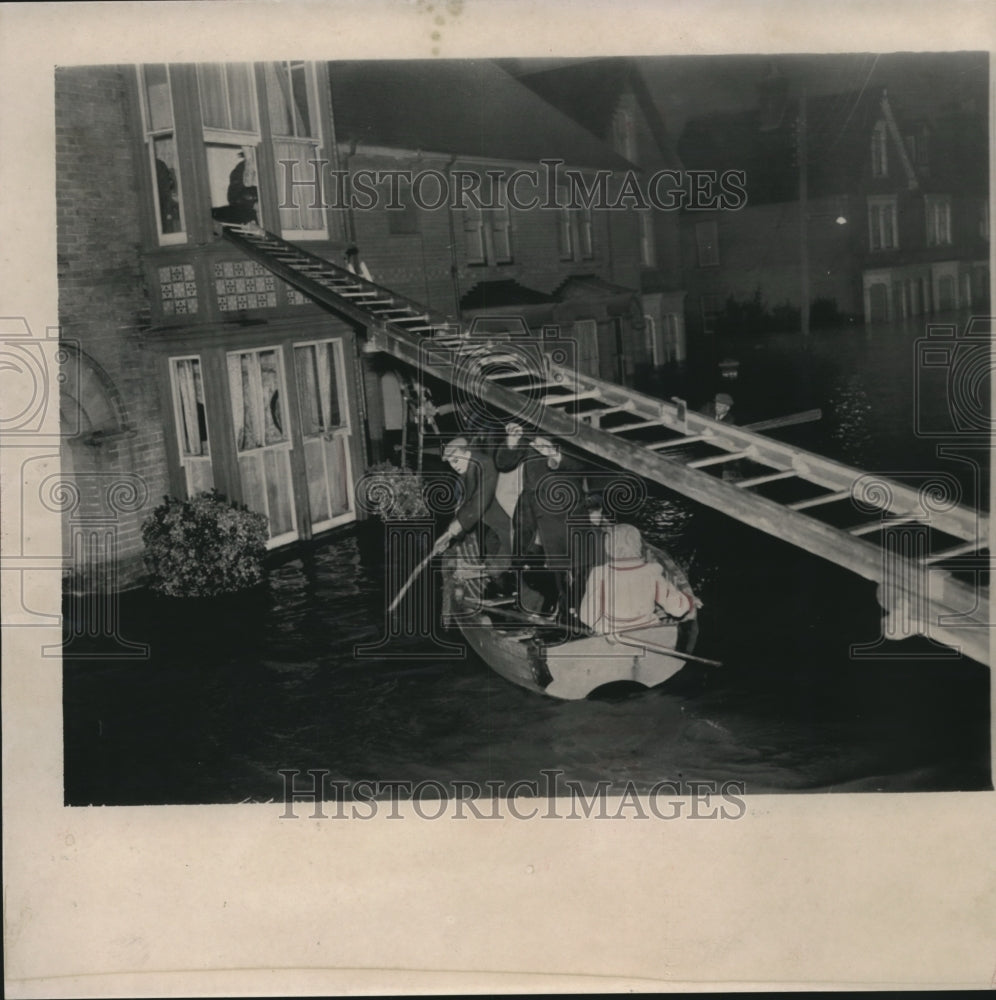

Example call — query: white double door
[226,339,353,546]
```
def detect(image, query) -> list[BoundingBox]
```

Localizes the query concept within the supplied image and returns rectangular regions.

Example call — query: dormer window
[871,120,888,178]
[614,108,637,164]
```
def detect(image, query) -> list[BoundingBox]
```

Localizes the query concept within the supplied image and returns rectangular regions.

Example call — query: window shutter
[558,205,574,260]
[491,202,512,263]
[463,204,485,263]
[580,208,594,259]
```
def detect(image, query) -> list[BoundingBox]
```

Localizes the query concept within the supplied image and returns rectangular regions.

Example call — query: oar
[387,550,436,613]
[609,619,724,667]
[610,632,724,667]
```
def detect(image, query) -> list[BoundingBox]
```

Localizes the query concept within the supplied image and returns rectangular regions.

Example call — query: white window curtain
[260,349,285,445]
[294,346,321,436]
[173,358,206,456]
[274,139,324,231]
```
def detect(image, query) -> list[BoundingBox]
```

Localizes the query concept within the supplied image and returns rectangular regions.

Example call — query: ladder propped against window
[221,226,990,666]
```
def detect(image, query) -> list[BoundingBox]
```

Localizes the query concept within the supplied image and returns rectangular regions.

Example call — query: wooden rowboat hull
[448,543,697,700]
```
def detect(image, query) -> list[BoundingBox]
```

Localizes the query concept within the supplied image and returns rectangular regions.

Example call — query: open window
[198,63,262,227]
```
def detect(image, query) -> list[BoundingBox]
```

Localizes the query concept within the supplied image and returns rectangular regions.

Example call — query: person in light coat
[579,523,693,634]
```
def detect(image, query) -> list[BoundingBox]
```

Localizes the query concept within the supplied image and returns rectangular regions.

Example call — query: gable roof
[507,57,680,166]
[328,60,635,171]
[677,88,910,204]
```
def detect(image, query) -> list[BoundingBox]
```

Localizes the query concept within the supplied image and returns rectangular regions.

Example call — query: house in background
[508,57,689,369]
[326,59,651,393]
[677,69,989,337]
[56,59,651,586]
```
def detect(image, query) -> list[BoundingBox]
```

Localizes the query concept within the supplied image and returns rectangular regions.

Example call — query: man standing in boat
[495,423,587,619]
[434,436,511,591]
[579,524,694,635]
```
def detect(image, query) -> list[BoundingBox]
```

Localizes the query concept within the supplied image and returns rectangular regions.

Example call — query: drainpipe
[342,137,359,246]
[444,153,462,324]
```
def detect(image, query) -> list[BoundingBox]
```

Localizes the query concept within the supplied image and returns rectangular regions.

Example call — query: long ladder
[222,227,990,665]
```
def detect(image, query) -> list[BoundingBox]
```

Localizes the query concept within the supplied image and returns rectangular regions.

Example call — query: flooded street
[64,312,991,804]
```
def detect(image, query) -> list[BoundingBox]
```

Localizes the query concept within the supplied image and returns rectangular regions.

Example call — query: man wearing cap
[702,392,735,423]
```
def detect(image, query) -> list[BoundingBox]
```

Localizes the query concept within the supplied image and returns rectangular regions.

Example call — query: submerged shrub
[362,462,432,519]
[141,490,269,597]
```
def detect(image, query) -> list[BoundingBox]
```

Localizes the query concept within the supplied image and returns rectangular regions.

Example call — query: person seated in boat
[578,523,693,635]
[495,424,587,617]
[434,437,511,584]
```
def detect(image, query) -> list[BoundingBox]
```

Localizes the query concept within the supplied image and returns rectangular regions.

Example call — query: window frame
[867,195,898,251]
[265,61,329,240]
[137,65,187,246]
[557,187,594,262]
[639,212,655,267]
[701,294,723,335]
[925,194,952,247]
[462,174,514,265]
[168,354,214,496]
[871,120,889,178]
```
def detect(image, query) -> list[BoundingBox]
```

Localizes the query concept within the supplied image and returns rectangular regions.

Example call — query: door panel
[293,338,355,532]
[227,346,298,546]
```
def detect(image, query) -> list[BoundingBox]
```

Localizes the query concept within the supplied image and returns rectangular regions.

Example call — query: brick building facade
[56,60,654,588]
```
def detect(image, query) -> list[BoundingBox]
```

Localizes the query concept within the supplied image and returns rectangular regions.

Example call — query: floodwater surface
[63,313,991,804]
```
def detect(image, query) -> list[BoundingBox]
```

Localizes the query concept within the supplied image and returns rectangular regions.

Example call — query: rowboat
[442,540,701,700]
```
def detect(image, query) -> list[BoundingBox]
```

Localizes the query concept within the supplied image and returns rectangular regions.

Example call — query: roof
[551,273,635,300]
[508,57,680,166]
[328,60,635,171]
[678,89,897,204]
[459,279,554,312]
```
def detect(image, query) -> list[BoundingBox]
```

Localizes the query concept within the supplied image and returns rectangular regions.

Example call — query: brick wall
[348,153,645,314]
[56,66,170,588]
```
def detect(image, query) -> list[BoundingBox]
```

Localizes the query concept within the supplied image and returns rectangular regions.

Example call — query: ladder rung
[610,416,669,433]
[847,515,921,536]
[592,402,635,418]
[736,469,796,488]
[399,325,434,333]
[338,291,381,299]
[686,448,752,469]
[542,389,602,406]
[485,370,533,382]
[787,489,852,511]
[923,540,985,564]
[647,434,708,451]
[392,315,430,324]
[513,379,560,391]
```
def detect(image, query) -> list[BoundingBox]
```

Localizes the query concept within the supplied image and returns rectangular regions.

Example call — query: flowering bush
[141,490,269,597]
[364,462,432,519]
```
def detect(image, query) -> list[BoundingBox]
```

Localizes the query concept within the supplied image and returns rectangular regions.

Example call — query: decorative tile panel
[158,264,199,315]
[285,284,310,306]
[214,260,277,311]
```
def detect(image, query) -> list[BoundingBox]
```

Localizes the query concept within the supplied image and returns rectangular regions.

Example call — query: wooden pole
[743,408,822,433]
[387,550,434,613]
